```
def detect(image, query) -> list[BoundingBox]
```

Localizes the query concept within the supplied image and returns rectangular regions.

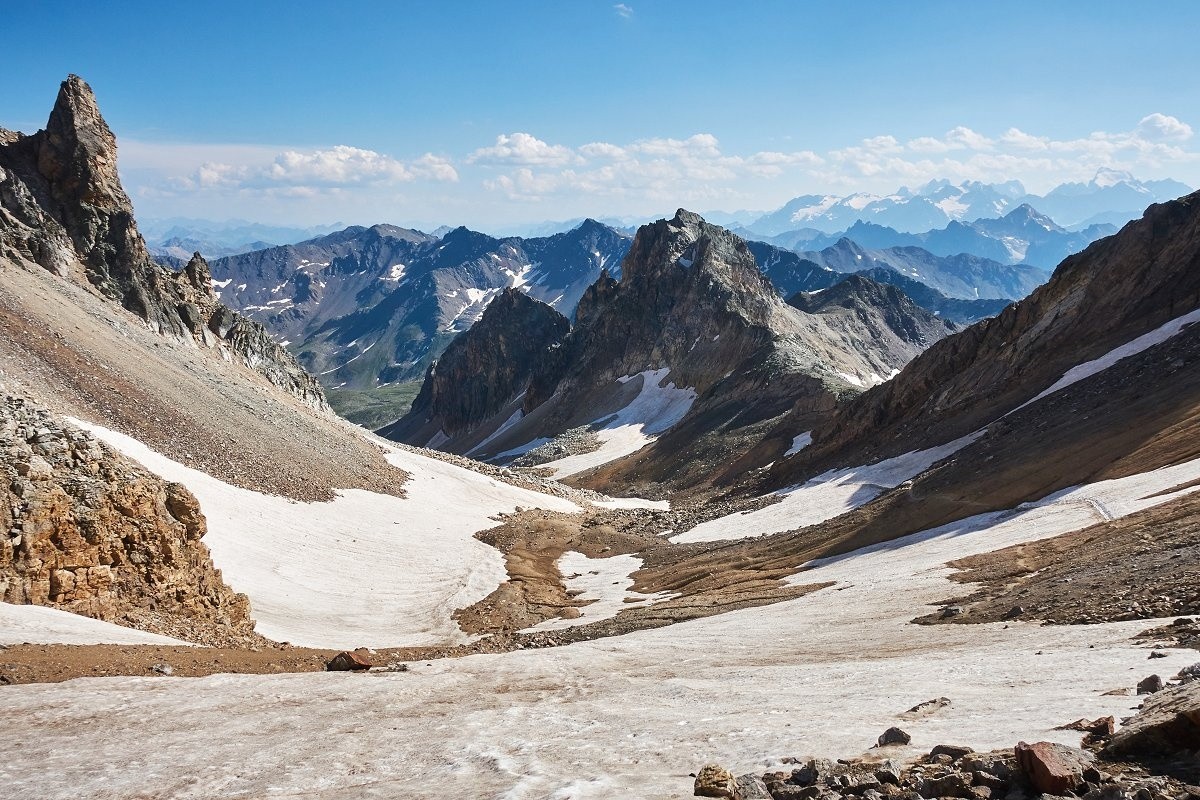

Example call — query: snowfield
[674,432,982,544]
[2,455,1198,798]
[0,603,193,646]
[537,368,697,479]
[68,420,579,649]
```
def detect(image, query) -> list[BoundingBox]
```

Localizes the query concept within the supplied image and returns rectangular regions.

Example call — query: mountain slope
[385,211,957,493]
[795,238,1049,300]
[744,189,1200,552]
[0,75,325,411]
[211,220,632,406]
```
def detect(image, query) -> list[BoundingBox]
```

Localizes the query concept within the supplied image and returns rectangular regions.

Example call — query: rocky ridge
[770,189,1200,489]
[0,75,326,411]
[387,210,957,494]
[0,387,255,646]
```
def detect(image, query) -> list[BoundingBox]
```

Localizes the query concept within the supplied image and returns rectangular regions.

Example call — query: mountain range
[4,74,1200,800]
[744,171,1192,236]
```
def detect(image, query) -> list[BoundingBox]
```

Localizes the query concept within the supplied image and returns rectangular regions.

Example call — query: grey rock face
[0,75,327,411]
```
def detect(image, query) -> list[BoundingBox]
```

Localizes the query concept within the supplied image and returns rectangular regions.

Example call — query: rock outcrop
[387,288,570,438]
[0,75,327,411]
[1103,680,1200,758]
[0,388,255,645]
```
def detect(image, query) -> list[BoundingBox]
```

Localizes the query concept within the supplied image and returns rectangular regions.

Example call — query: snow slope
[537,369,697,479]
[69,420,579,649]
[674,433,981,544]
[0,603,193,646]
[1017,306,1200,412]
[2,456,1197,799]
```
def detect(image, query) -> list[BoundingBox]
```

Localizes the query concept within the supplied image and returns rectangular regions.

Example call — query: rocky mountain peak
[1000,203,1061,231]
[183,251,212,291]
[36,74,151,291]
[0,76,329,411]
[387,287,570,439]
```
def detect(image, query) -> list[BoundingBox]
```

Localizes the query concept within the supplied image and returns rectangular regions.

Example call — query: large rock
[1102,680,1200,758]
[695,764,741,798]
[0,389,254,645]
[1014,741,1089,795]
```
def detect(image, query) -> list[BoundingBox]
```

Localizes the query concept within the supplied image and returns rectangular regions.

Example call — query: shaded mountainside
[795,238,1049,301]
[0,75,325,411]
[746,190,1200,550]
[211,218,632,396]
[386,211,957,494]
[399,289,570,438]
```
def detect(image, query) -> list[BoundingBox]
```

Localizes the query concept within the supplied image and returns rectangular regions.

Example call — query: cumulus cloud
[474,131,825,202]
[1136,113,1193,142]
[468,133,581,167]
[153,144,457,197]
[613,3,633,18]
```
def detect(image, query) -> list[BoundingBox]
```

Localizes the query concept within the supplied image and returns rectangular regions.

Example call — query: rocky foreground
[695,678,1200,800]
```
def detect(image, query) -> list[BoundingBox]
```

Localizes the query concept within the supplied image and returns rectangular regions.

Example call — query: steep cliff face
[388,288,570,439]
[0,388,255,645]
[0,75,327,411]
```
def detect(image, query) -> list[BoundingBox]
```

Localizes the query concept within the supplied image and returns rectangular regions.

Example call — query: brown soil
[912,491,1200,633]
[0,259,407,501]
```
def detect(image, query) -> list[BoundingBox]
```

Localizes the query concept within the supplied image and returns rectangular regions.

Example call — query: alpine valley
[0,74,1198,800]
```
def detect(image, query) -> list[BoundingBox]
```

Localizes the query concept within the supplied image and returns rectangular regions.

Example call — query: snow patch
[674,432,982,543]
[66,420,579,648]
[1017,307,1200,413]
[537,368,697,479]
[0,602,194,646]
[784,431,812,457]
[522,552,676,632]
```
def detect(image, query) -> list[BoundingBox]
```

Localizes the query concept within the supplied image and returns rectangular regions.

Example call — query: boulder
[1014,741,1089,795]
[876,727,912,747]
[1102,680,1200,758]
[695,764,740,799]
[734,773,771,799]
[1136,674,1164,695]
[930,744,974,761]
[326,651,372,671]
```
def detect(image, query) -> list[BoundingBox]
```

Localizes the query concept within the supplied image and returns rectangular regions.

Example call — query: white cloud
[467,133,580,167]
[613,3,633,18]
[1135,113,1193,142]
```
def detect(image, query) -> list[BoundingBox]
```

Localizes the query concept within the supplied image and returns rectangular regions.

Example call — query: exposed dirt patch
[912,492,1200,632]
[453,502,828,636]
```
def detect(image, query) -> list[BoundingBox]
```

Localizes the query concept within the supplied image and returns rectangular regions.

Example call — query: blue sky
[5,1,1199,229]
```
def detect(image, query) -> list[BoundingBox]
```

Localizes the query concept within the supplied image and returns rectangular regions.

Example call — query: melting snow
[65,420,579,648]
[674,432,982,544]
[536,368,697,479]
[523,552,676,633]
[0,603,193,646]
[5,457,1198,798]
